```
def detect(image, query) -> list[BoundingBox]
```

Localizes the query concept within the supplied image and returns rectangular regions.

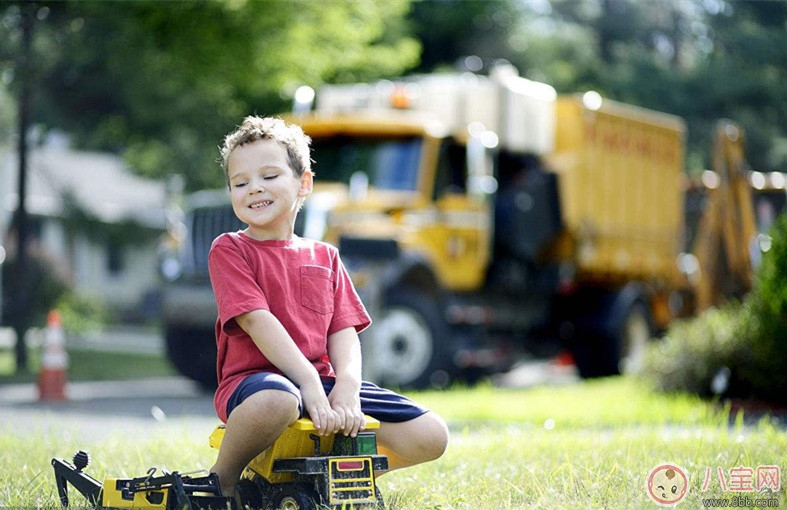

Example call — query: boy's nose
[249,178,266,193]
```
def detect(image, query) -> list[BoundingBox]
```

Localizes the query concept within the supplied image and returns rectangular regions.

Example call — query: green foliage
[0,1,420,191]
[644,213,787,405]
[0,82,15,144]
[3,0,786,187]
[409,0,521,73]
[1,251,69,330]
[642,303,747,398]
[55,291,109,335]
[754,214,787,318]
[736,214,787,402]
[681,1,787,174]
[734,295,787,405]
[471,0,787,175]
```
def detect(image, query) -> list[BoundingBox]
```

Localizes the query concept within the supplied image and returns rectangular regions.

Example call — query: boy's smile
[227,138,312,240]
[249,200,272,209]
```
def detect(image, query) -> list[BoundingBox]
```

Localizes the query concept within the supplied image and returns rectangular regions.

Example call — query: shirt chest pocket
[300,265,335,315]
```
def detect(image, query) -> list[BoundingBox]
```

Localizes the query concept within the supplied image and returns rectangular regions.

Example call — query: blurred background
[1,0,785,403]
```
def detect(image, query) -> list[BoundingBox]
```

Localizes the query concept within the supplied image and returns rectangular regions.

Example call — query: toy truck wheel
[236,478,264,509]
[270,483,319,510]
[364,288,451,389]
[374,486,386,509]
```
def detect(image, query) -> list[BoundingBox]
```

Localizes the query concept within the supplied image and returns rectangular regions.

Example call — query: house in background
[1,143,168,322]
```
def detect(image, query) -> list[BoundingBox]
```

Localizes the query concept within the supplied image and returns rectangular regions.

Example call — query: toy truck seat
[209,416,383,484]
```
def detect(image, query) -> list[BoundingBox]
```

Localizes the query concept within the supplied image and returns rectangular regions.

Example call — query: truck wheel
[236,478,264,510]
[364,288,451,389]
[570,294,654,378]
[270,483,319,510]
[569,331,611,379]
[614,301,654,375]
[164,327,218,390]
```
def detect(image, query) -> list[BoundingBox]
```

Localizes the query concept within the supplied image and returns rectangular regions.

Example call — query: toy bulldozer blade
[52,451,234,510]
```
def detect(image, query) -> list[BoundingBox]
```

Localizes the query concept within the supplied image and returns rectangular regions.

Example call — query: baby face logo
[646,464,689,506]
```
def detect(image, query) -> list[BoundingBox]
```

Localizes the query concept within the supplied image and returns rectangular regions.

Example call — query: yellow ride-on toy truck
[52,416,388,509]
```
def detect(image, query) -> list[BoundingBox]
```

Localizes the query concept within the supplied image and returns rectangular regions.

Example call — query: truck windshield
[310,136,422,191]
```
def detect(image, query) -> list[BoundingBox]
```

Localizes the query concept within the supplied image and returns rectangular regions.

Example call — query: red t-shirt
[208,232,371,422]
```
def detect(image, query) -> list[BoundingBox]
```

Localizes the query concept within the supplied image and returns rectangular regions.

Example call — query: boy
[208,115,449,497]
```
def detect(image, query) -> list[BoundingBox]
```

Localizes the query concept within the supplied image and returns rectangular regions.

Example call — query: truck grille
[328,457,376,505]
[185,205,244,276]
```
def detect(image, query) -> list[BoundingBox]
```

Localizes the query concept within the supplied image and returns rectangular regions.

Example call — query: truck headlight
[161,257,182,281]
[355,432,378,455]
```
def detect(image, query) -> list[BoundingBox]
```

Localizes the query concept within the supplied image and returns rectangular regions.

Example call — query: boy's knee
[421,413,450,460]
[391,412,449,462]
[242,389,300,425]
[269,390,301,423]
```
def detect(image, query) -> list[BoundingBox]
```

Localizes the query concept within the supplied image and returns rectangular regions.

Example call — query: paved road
[1,325,215,435]
[0,376,219,441]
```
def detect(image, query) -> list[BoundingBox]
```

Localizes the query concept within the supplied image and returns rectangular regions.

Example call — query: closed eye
[264,175,279,180]
[233,182,247,188]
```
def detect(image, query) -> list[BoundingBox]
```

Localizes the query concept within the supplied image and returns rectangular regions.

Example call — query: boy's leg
[375,411,449,472]
[210,388,300,495]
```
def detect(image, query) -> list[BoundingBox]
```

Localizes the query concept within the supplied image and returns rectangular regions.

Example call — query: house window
[107,241,124,275]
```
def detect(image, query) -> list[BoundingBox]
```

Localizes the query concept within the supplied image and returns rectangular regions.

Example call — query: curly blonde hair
[220,116,312,187]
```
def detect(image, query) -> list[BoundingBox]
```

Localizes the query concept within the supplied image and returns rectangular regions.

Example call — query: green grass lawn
[1,377,785,509]
[0,348,177,384]
[399,379,787,508]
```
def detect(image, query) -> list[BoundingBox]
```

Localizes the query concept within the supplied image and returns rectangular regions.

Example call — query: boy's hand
[329,378,366,437]
[300,380,340,436]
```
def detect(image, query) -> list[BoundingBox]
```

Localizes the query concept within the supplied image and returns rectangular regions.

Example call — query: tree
[408,0,785,175]
[686,1,787,173]
[0,1,420,191]
[408,0,523,73]
[0,0,420,370]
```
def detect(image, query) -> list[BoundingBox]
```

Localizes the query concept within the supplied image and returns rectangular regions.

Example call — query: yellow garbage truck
[160,65,771,388]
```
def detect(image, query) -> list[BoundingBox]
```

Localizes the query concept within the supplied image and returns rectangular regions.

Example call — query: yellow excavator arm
[692,119,757,310]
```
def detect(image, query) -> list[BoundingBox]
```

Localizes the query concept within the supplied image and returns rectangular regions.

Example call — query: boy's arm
[235,308,339,435]
[327,327,366,437]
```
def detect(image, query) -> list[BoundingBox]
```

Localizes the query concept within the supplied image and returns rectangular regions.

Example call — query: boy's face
[226,138,312,240]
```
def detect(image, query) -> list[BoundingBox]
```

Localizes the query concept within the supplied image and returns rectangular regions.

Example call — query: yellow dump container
[549,94,686,284]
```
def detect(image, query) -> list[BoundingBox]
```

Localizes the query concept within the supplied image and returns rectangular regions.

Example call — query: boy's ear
[298,171,314,197]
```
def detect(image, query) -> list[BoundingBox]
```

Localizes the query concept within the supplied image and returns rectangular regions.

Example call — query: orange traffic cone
[38,310,69,401]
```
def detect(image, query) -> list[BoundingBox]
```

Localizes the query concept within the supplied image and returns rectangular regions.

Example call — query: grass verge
[0,349,177,384]
[1,377,785,509]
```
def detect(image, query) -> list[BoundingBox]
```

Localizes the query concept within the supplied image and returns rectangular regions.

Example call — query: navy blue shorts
[226,372,428,423]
